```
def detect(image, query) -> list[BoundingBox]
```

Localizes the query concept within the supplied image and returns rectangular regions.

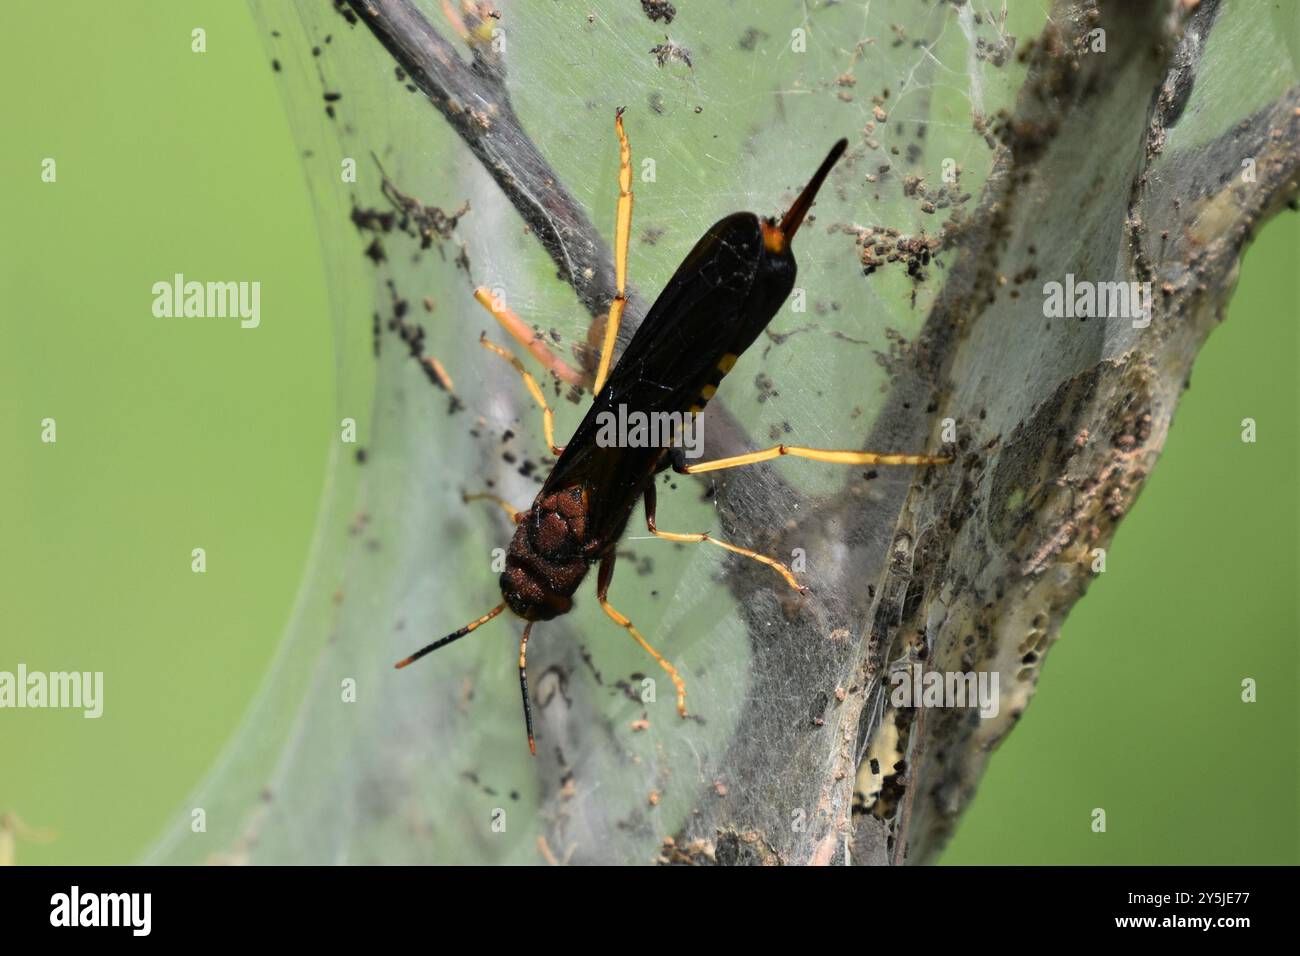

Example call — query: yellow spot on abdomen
[761,221,787,254]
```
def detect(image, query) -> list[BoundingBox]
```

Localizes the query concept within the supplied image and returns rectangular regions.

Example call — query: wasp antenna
[395,602,508,669]
[518,622,537,756]
[775,137,849,248]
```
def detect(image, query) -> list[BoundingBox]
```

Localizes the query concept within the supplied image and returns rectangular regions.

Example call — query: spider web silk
[146,0,1040,865]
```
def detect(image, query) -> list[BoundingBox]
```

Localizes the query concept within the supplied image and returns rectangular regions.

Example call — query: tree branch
[344,0,622,325]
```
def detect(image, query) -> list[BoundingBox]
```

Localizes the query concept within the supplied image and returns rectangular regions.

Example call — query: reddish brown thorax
[500,485,599,621]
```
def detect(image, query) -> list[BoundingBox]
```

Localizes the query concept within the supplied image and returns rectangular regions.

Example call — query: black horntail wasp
[396,112,949,754]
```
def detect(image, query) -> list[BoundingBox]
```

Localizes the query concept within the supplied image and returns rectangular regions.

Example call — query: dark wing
[541,213,765,544]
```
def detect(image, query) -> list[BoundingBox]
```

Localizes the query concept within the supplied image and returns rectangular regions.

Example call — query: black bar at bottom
[0,865,1284,939]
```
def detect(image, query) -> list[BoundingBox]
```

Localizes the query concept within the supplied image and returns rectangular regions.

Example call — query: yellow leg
[681,445,951,475]
[648,524,809,595]
[0,813,55,867]
[441,1,494,46]
[593,108,634,395]
[422,355,455,393]
[596,552,687,718]
[600,600,688,718]
[643,484,807,594]
[477,334,564,455]
[462,491,522,522]
[440,0,471,40]
[472,287,587,388]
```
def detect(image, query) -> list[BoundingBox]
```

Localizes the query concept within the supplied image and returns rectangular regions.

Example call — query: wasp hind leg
[641,482,808,595]
[677,445,951,475]
[592,108,634,395]
[473,108,632,403]
[596,551,687,718]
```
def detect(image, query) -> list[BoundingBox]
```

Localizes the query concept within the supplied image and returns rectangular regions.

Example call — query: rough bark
[843,0,1300,864]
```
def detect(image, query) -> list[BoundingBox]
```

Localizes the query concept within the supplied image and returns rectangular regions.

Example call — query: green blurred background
[1,3,1295,865]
